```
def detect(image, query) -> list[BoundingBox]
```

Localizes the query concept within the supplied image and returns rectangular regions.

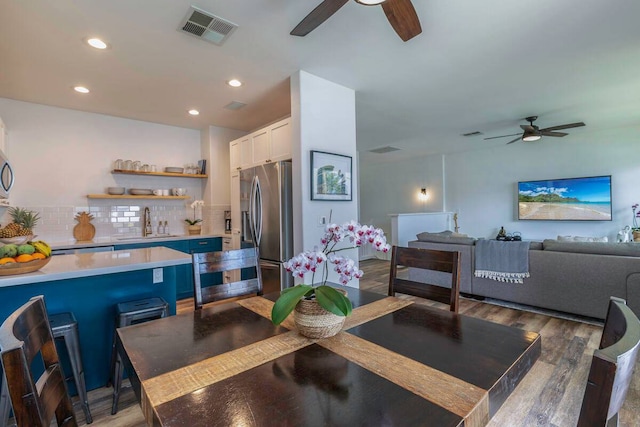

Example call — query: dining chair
[388,245,461,313]
[0,295,78,427]
[577,297,640,427]
[192,247,263,310]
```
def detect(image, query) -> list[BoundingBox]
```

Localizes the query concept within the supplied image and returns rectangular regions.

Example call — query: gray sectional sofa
[408,234,640,320]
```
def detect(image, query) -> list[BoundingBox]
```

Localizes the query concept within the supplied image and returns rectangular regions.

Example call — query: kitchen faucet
[143,207,153,237]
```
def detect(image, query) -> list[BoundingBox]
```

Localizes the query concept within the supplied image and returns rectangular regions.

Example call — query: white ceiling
[1,0,639,162]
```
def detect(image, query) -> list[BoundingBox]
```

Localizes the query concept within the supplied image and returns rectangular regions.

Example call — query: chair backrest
[577,297,640,426]
[192,247,263,310]
[388,245,461,313]
[0,296,77,427]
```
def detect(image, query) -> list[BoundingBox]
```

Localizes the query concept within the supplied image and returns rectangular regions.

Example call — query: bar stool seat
[49,311,93,424]
[110,297,169,415]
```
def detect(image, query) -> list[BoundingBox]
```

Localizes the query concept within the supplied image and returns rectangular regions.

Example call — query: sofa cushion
[529,241,543,251]
[557,235,609,243]
[416,231,476,245]
[543,239,640,257]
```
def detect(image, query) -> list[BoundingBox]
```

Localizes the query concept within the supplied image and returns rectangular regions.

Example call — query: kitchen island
[0,246,191,392]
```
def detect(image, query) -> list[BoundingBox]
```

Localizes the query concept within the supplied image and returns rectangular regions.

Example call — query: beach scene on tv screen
[518,176,612,221]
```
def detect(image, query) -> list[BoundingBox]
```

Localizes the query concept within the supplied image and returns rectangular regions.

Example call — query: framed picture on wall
[310,150,352,201]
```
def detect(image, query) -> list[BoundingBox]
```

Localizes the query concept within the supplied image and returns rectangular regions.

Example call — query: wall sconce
[419,188,429,201]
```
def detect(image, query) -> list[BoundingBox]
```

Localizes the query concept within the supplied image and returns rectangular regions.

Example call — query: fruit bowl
[0,257,51,276]
[0,235,35,246]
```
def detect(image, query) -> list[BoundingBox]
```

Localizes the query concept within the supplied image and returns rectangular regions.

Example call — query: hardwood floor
[58,259,639,426]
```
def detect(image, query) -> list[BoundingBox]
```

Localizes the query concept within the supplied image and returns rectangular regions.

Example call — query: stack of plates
[165,167,184,173]
[129,189,153,195]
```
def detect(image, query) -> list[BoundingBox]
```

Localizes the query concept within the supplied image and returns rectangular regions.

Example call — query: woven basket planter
[188,225,202,235]
[293,289,348,339]
[634,230,640,242]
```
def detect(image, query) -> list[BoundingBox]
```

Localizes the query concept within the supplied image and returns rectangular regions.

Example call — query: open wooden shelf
[111,170,208,179]
[87,194,190,200]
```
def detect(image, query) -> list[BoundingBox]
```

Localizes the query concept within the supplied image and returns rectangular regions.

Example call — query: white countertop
[49,233,228,250]
[0,246,192,288]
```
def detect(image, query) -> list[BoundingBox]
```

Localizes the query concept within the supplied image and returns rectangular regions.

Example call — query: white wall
[0,98,235,240]
[360,124,640,243]
[360,154,445,235]
[291,71,359,286]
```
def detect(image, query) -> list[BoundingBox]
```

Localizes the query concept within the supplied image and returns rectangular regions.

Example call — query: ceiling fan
[290,0,422,42]
[483,116,586,145]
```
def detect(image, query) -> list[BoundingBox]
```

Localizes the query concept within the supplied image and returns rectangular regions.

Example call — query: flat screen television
[518,175,612,221]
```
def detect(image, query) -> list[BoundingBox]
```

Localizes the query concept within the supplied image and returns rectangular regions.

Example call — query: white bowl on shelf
[107,187,126,195]
[129,188,153,195]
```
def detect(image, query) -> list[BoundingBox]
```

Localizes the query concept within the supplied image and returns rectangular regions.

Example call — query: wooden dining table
[117,287,541,427]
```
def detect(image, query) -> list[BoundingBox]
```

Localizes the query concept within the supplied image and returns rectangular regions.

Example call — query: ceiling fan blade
[381,0,422,42]
[539,122,586,132]
[290,0,349,36]
[483,132,522,141]
[520,125,535,132]
[540,131,568,137]
[506,137,521,145]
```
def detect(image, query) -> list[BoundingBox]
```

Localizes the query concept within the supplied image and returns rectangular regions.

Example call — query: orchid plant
[271,221,390,325]
[185,200,204,225]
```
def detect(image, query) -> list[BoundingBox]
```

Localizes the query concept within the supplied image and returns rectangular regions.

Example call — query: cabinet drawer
[189,238,221,253]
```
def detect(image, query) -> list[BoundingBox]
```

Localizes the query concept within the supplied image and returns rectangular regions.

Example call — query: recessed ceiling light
[74,86,90,94]
[188,109,200,116]
[227,79,242,88]
[87,38,108,49]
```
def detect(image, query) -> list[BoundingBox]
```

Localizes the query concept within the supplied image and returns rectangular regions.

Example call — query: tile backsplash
[0,203,229,243]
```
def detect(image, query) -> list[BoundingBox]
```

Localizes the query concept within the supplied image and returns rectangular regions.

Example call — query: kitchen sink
[115,234,180,241]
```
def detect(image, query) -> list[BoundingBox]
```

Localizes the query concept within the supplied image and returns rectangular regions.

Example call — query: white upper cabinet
[251,129,270,165]
[239,136,252,170]
[268,118,292,163]
[229,117,291,172]
[230,139,240,173]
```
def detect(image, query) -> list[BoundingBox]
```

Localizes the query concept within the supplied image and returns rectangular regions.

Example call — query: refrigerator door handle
[249,175,263,245]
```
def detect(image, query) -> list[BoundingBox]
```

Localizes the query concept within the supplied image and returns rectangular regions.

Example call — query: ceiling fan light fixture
[522,134,542,142]
[355,0,386,5]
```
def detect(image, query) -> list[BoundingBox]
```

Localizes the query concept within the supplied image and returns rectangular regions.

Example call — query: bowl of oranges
[0,240,52,276]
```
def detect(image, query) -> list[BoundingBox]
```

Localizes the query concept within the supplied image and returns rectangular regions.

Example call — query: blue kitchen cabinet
[0,266,178,393]
[114,237,222,300]
[114,240,192,299]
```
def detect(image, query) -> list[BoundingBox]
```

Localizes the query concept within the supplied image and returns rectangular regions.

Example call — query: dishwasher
[51,246,115,255]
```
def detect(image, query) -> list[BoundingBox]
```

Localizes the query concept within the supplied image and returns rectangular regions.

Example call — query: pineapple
[7,207,40,236]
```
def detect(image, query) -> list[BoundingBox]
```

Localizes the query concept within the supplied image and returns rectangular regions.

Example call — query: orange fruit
[15,254,34,263]
[0,257,16,265]
[31,252,46,260]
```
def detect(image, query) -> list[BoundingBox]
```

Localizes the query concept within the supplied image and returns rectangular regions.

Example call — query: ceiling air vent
[224,101,247,111]
[179,6,238,45]
[369,146,400,154]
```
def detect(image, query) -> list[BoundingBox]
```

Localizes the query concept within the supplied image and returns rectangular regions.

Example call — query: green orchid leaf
[271,284,313,325]
[315,286,352,317]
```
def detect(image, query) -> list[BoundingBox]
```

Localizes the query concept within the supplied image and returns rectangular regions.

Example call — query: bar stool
[110,297,169,415]
[48,311,93,424]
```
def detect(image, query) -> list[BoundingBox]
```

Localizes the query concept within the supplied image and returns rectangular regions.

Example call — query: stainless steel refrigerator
[240,161,293,294]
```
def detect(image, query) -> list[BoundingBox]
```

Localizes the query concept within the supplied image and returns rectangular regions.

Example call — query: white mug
[153,189,162,196]
[161,189,169,196]
[172,188,186,196]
